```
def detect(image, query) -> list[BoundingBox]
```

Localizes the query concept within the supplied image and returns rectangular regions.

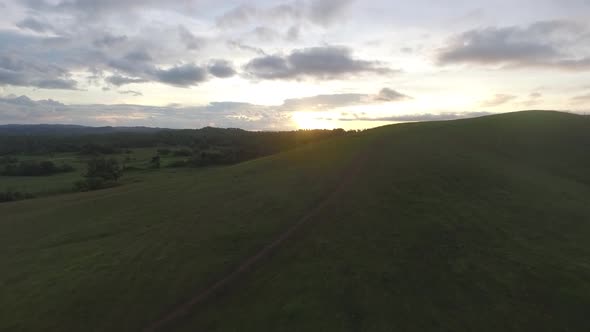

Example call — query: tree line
[1,159,74,176]
[0,127,349,156]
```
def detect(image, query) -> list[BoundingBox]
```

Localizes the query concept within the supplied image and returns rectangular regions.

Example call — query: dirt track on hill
[143,140,376,332]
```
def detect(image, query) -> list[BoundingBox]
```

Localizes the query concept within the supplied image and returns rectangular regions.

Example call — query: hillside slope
[2,111,590,331]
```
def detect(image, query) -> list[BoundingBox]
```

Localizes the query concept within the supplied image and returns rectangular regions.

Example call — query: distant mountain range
[0,124,167,136]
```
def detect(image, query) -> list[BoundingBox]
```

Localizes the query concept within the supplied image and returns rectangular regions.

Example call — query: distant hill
[0,124,165,136]
[2,111,590,332]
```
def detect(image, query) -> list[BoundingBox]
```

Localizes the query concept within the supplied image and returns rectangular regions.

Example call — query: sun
[291,112,336,130]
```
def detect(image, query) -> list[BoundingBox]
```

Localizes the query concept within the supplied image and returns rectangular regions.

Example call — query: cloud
[105,75,147,86]
[118,90,143,97]
[530,92,542,99]
[571,92,590,104]
[0,89,411,129]
[153,64,208,87]
[92,34,128,48]
[0,1,367,91]
[244,55,289,79]
[107,53,216,87]
[0,8,234,90]
[21,0,192,18]
[124,50,153,62]
[0,54,78,90]
[216,0,354,29]
[375,88,411,102]
[244,46,394,80]
[178,25,205,50]
[252,26,280,42]
[1,95,37,106]
[337,112,494,122]
[281,88,411,112]
[438,27,558,65]
[108,52,153,77]
[552,58,590,71]
[521,92,544,107]
[207,60,236,78]
[481,94,517,107]
[282,93,367,111]
[216,4,258,28]
[36,78,78,89]
[0,94,293,130]
[438,20,590,71]
[227,40,266,55]
[16,17,55,33]
[286,26,300,41]
[308,0,354,26]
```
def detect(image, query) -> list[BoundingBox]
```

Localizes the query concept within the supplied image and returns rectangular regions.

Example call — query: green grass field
[0,147,189,196]
[2,111,590,331]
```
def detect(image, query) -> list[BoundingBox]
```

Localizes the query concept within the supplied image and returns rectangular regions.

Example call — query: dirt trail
[143,142,376,332]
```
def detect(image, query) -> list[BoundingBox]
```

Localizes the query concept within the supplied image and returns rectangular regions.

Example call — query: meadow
[1,111,590,331]
[0,148,187,197]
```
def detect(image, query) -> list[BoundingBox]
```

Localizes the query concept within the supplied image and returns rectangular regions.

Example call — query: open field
[2,111,590,331]
[0,148,191,196]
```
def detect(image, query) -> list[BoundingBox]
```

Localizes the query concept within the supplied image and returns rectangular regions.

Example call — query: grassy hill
[2,111,590,331]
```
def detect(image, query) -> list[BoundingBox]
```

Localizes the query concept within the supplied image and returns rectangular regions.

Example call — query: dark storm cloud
[438,20,590,71]
[244,46,394,80]
[208,60,237,78]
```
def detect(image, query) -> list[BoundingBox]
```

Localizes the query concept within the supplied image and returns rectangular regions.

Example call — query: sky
[0,0,589,130]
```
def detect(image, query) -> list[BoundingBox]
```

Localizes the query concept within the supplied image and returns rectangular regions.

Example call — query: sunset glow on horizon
[1,0,589,130]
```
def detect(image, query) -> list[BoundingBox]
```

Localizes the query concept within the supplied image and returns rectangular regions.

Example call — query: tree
[150,155,161,169]
[75,157,122,191]
[85,157,122,181]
